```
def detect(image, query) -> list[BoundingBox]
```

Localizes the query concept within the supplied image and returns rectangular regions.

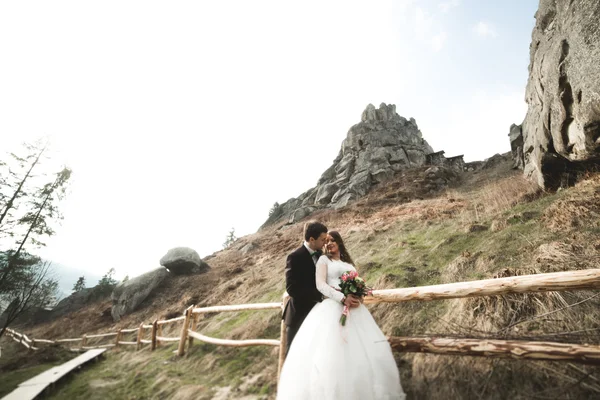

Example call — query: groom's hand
[344,295,361,308]
[350,294,364,306]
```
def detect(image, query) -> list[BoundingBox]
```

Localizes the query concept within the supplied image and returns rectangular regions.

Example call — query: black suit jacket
[283,245,323,327]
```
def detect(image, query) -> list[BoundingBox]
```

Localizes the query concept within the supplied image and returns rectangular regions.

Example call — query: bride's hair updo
[327,231,355,266]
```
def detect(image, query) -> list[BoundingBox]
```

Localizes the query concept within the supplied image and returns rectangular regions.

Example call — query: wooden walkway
[1,348,107,400]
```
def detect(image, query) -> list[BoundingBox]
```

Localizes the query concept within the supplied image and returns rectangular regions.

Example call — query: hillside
[4,155,600,399]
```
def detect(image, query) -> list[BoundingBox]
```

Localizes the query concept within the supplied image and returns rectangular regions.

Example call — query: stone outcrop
[426,151,465,171]
[413,166,459,193]
[262,103,436,227]
[159,247,210,275]
[1,285,115,326]
[518,0,600,189]
[49,288,100,320]
[509,124,525,170]
[111,267,170,322]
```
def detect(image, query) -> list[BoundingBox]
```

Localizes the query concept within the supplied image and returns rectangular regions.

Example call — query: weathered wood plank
[364,268,600,304]
[192,302,281,314]
[86,332,117,339]
[157,316,185,325]
[32,339,55,344]
[187,330,279,347]
[389,337,600,365]
[3,349,108,400]
[156,336,180,342]
[278,293,290,381]
[55,338,82,343]
[177,306,194,356]
[151,320,158,351]
[2,383,47,400]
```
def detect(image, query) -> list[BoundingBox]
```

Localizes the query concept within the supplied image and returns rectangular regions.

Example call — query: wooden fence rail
[364,268,600,304]
[4,268,600,382]
[388,337,600,365]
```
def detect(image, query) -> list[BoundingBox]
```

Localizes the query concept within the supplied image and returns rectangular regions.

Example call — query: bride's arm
[315,256,345,303]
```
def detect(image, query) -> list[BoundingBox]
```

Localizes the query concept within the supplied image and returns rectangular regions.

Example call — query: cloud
[415,7,448,52]
[438,0,461,13]
[432,32,448,52]
[414,7,433,38]
[473,21,498,38]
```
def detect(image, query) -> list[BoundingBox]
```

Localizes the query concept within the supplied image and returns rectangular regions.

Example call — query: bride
[277,231,406,399]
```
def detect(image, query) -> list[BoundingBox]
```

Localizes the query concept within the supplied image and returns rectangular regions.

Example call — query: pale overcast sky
[0,0,539,279]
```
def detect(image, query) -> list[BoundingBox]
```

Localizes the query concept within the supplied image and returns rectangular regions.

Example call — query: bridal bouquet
[338,270,372,326]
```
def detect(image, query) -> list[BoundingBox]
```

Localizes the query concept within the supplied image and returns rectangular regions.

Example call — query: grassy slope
[0,339,75,398]
[8,159,600,399]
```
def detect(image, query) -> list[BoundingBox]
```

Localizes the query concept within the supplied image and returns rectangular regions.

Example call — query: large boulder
[159,247,210,275]
[111,267,170,322]
[519,0,600,189]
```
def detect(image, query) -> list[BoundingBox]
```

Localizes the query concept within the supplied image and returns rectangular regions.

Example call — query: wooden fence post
[151,320,158,351]
[115,329,122,348]
[157,324,163,347]
[177,306,194,357]
[278,293,290,381]
[136,323,145,350]
[188,314,199,348]
[81,335,88,350]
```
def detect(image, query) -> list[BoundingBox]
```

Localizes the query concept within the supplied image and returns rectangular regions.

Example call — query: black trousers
[285,323,301,357]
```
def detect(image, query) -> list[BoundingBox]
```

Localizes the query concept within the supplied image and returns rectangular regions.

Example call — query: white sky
[0,0,538,279]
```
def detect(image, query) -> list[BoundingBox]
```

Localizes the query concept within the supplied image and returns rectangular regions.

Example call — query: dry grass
[9,159,600,399]
[448,173,541,226]
[541,175,600,233]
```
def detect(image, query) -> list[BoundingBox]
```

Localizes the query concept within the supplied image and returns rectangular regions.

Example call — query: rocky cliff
[514,0,600,189]
[262,103,435,227]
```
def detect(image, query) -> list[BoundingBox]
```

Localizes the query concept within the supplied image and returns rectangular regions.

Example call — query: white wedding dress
[277,256,405,400]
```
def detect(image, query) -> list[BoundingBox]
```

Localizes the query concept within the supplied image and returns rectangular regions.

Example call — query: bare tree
[0,256,58,337]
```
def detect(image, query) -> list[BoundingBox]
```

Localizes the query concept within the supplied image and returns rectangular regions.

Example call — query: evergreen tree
[96,268,117,296]
[268,202,281,217]
[72,276,86,292]
[223,227,237,249]
[0,140,69,337]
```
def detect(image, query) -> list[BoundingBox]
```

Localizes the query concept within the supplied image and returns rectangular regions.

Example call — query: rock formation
[516,0,600,189]
[509,124,524,170]
[262,103,437,227]
[263,103,464,227]
[111,267,171,321]
[159,247,210,275]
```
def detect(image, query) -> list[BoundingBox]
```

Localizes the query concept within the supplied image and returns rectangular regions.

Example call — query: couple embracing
[277,222,406,399]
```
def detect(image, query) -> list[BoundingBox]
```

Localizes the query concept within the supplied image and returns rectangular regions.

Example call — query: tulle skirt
[277,299,405,400]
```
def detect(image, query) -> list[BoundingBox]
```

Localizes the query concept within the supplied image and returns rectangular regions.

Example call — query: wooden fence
[5,268,600,380]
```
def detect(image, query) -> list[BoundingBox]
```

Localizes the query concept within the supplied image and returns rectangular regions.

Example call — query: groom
[283,221,328,356]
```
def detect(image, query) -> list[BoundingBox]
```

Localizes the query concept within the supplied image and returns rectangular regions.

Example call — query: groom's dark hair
[304,221,328,241]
